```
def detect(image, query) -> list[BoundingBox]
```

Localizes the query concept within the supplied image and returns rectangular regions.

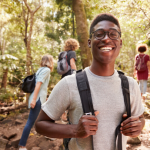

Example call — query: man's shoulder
[63,73,76,83]
[50,74,76,95]
[125,75,138,89]
[117,71,138,89]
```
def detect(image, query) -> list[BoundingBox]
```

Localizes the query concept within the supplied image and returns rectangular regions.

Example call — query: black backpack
[22,74,36,93]
[64,70,131,150]
[22,68,44,93]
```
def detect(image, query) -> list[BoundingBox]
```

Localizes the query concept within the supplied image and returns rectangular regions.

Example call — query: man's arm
[35,110,99,139]
[120,114,145,137]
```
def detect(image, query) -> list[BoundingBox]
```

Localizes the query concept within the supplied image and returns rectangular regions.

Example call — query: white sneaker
[19,147,27,150]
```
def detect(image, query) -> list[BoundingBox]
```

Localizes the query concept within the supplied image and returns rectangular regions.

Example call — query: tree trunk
[23,0,41,105]
[1,68,8,89]
[25,13,34,106]
[26,13,34,75]
[0,34,8,89]
[72,12,75,37]
[23,0,41,75]
[72,0,92,68]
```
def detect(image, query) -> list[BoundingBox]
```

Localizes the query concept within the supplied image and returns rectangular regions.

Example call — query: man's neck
[90,62,115,76]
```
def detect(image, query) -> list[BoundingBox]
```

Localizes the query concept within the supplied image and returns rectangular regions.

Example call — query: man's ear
[88,39,91,48]
[120,39,122,48]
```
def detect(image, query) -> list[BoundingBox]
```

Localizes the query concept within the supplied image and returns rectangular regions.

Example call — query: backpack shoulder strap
[76,70,95,150]
[58,51,67,60]
[117,70,131,117]
[76,70,95,115]
[116,71,131,150]
[138,54,146,60]
[62,51,67,58]
[142,54,146,62]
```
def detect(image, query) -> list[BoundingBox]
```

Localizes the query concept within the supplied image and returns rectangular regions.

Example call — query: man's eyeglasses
[91,29,121,40]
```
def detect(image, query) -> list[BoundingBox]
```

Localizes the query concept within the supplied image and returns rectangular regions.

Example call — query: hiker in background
[35,13,145,150]
[57,38,79,122]
[134,44,149,100]
[61,38,79,78]
[19,55,53,150]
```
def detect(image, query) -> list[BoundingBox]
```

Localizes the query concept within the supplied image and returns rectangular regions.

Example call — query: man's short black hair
[89,13,121,38]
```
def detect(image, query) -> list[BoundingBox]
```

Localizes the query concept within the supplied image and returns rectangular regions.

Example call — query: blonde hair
[40,54,54,71]
[64,38,79,51]
[136,44,148,53]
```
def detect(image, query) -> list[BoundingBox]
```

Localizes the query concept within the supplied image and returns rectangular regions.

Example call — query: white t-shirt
[42,67,144,150]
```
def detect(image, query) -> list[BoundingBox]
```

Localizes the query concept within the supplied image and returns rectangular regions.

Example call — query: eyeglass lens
[94,29,119,40]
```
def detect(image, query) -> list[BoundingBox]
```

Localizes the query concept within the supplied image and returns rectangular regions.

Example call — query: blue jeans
[19,99,41,146]
[139,80,147,94]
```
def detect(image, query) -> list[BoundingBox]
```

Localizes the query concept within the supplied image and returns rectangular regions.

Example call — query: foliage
[145,39,150,47]
[8,59,26,86]
[0,54,18,69]
[0,88,14,103]
[1,0,150,88]
[44,3,76,42]
[44,0,83,70]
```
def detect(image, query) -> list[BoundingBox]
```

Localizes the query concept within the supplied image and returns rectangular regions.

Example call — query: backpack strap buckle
[85,112,92,115]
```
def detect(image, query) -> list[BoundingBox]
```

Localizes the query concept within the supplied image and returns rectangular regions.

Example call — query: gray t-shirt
[42,67,144,150]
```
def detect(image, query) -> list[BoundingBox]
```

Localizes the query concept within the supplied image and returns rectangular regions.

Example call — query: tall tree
[72,0,92,68]
[0,7,9,88]
[23,0,41,75]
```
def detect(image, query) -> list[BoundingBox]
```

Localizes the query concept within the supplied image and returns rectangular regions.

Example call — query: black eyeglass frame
[90,29,121,40]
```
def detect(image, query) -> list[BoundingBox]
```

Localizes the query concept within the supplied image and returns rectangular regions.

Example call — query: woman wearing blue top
[19,54,53,150]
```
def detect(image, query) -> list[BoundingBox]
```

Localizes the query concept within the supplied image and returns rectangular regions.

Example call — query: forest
[1,0,150,150]
[0,0,150,108]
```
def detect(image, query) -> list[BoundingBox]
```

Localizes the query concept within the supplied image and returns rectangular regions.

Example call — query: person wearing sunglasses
[35,13,145,150]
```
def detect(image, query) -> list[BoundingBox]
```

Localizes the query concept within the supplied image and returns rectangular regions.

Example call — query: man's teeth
[100,47,112,51]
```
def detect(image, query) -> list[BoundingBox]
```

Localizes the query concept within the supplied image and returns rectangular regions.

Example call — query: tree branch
[23,0,32,13]
[133,0,150,21]
[0,103,27,114]
[33,5,41,15]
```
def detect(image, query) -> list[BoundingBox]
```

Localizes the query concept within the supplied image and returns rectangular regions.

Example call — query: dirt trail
[0,95,150,150]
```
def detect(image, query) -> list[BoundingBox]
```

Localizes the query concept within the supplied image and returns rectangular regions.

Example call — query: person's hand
[30,100,36,109]
[74,111,99,138]
[120,114,142,137]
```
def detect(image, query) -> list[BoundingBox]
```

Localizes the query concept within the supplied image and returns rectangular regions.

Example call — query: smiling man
[35,13,145,150]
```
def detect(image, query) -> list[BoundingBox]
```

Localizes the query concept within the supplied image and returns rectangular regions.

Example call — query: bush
[0,88,14,103]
